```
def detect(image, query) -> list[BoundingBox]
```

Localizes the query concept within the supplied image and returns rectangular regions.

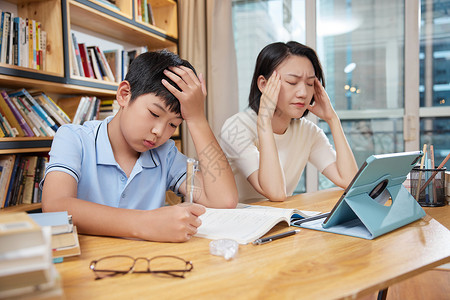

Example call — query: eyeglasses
[89,255,193,280]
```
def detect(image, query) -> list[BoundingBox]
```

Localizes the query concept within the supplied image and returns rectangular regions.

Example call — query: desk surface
[56,188,450,300]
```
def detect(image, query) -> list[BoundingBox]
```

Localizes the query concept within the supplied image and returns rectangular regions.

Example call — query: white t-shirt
[219,109,336,203]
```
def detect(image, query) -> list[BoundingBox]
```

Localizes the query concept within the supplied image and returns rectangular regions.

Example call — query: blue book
[29,211,73,234]
[4,155,20,207]
[9,89,59,132]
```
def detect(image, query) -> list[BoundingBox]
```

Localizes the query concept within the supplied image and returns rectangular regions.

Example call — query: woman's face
[274,55,315,120]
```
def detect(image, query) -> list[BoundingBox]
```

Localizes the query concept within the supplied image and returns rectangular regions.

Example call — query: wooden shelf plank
[0,203,42,213]
[70,0,177,50]
[0,74,116,96]
[0,137,53,154]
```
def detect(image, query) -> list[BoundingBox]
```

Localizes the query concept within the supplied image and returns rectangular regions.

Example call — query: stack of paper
[29,211,81,259]
[0,212,63,299]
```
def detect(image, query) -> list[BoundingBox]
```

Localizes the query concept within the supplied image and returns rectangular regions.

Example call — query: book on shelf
[142,0,149,24]
[57,96,100,125]
[0,154,15,208]
[98,99,119,120]
[0,90,34,137]
[56,95,84,121]
[33,156,47,204]
[9,89,59,132]
[78,43,95,78]
[94,46,115,82]
[1,154,47,208]
[126,46,148,66]
[1,11,11,64]
[19,17,28,68]
[104,49,122,82]
[12,16,19,66]
[71,33,84,77]
[0,92,22,137]
[3,154,21,208]
[147,1,155,25]
[34,92,72,125]
[10,95,48,137]
[32,93,69,127]
[136,0,142,21]
[0,109,14,137]
[38,27,46,71]
[9,156,26,206]
[87,46,106,81]
[21,156,38,205]
[0,212,63,299]
[195,204,320,244]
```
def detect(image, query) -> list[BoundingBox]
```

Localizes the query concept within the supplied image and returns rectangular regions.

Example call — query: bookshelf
[0,0,180,211]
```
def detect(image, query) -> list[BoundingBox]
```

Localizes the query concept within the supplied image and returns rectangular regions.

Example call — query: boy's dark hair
[248,41,325,118]
[124,50,197,115]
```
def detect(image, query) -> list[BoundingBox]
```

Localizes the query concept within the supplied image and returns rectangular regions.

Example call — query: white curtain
[178,0,239,157]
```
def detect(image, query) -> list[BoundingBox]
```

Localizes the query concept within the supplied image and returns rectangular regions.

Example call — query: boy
[41,50,238,242]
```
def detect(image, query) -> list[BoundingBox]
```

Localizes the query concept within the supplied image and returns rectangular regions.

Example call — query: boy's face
[120,93,182,152]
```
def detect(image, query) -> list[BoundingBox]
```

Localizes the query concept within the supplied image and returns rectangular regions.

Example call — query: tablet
[322,151,423,227]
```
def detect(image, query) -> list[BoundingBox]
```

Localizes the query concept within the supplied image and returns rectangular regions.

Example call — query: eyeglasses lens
[93,256,135,278]
[149,256,191,278]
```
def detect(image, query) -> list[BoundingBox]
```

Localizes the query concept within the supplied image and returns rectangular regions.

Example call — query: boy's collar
[96,117,159,168]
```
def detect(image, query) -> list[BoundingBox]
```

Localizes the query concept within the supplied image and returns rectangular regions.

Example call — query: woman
[220,41,358,203]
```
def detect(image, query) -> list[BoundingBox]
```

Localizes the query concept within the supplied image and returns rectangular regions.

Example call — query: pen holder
[410,167,446,207]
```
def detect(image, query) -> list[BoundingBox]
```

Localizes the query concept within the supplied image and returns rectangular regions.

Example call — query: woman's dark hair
[248,41,325,118]
[124,50,197,115]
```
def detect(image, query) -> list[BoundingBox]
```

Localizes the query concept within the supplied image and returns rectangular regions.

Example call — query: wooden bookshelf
[0,0,179,212]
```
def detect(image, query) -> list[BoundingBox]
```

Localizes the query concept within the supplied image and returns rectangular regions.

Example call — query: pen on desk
[252,229,300,245]
[291,212,330,226]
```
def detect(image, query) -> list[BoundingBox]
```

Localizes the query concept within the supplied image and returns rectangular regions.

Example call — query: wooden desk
[55,188,450,300]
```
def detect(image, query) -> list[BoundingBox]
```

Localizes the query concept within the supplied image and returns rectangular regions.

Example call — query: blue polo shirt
[42,116,187,210]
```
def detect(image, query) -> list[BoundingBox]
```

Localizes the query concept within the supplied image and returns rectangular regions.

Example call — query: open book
[195,204,319,244]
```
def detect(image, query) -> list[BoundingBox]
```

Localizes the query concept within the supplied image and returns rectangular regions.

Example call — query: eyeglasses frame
[89,255,194,280]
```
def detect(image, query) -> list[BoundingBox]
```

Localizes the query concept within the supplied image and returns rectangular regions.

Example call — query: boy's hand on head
[162,66,207,123]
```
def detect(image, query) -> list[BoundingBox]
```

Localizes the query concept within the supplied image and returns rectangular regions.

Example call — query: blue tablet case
[295,151,426,239]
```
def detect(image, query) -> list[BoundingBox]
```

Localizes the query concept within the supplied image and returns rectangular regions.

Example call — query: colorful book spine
[71,33,84,77]
[78,43,94,78]
[39,93,72,124]
[0,90,34,136]
[9,89,59,132]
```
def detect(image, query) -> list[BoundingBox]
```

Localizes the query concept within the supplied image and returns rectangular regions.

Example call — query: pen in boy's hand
[186,158,197,203]
[253,229,300,245]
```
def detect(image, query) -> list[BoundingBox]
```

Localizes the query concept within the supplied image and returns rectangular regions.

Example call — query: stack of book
[0,10,47,70]
[0,89,71,137]
[29,211,81,261]
[0,212,64,299]
[0,154,48,208]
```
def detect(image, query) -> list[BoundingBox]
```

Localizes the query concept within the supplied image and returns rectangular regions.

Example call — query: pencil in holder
[410,166,446,207]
